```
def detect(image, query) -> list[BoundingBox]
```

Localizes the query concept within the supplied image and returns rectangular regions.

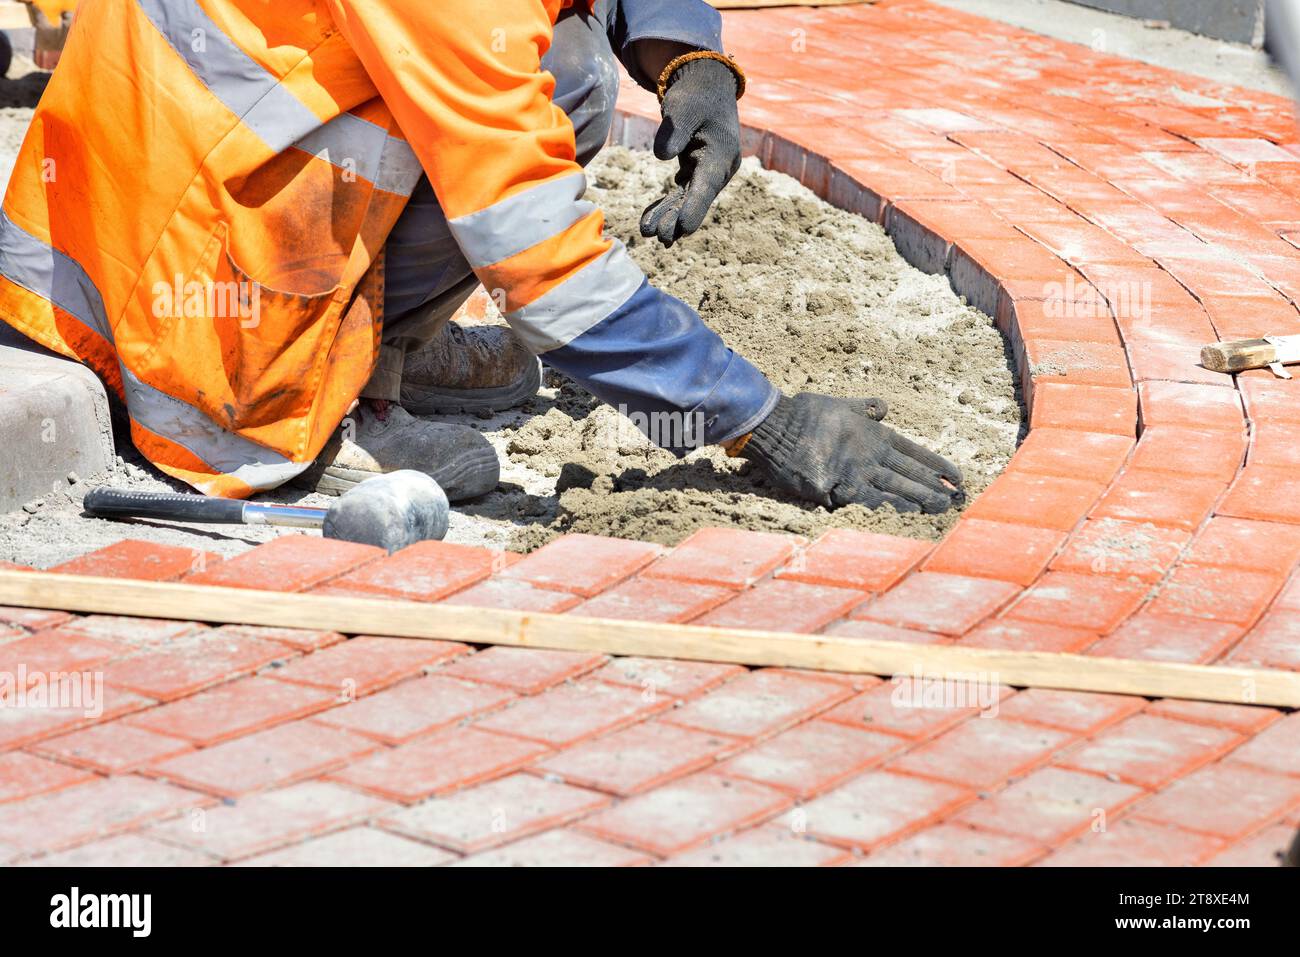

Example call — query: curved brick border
[2,0,1299,866]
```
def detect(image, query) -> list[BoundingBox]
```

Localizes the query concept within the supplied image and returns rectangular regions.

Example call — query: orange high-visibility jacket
[0,0,777,497]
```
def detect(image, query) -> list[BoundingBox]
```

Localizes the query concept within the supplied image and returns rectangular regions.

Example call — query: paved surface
[934,0,1289,94]
[2,0,1300,865]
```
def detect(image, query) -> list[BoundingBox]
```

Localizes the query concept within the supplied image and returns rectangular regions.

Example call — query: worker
[0,0,964,516]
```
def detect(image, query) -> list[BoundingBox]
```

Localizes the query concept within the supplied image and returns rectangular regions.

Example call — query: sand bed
[0,145,1023,566]
[477,146,1025,549]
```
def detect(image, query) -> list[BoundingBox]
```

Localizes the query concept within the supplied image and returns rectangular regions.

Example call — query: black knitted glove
[640,56,742,247]
[743,393,965,513]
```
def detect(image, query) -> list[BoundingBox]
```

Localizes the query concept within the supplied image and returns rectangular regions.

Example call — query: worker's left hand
[741,392,966,513]
[641,56,742,247]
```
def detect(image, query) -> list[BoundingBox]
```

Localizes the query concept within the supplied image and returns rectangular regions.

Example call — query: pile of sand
[487,146,1025,549]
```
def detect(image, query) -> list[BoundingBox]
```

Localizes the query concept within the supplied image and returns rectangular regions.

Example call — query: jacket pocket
[195,225,349,441]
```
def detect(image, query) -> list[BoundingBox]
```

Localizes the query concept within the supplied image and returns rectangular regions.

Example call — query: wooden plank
[0,569,1296,707]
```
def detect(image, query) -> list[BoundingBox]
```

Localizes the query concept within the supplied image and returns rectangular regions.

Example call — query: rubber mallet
[82,470,450,553]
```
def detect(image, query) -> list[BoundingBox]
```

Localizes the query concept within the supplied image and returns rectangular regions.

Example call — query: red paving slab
[4,1,1300,865]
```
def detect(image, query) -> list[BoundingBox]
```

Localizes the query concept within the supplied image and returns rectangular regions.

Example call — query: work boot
[399,321,542,415]
[301,401,500,502]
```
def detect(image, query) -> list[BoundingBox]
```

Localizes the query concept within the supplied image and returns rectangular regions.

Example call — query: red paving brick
[997,689,1145,736]
[1131,764,1300,841]
[717,720,905,799]
[20,833,215,867]
[641,527,799,589]
[1011,428,1133,484]
[1039,817,1225,866]
[327,725,551,803]
[439,578,584,613]
[148,781,391,861]
[591,656,743,701]
[858,824,1044,867]
[380,773,610,853]
[1202,822,1297,867]
[963,471,1105,531]
[1050,519,1191,583]
[268,635,467,698]
[1145,699,1281,734]
[124,676,337,746]
[497,533,662,596]
[1129,426,1244,481]
[452,828,651,867]
[313,674,516,744]
[100,629,295,700]
[954,766,1145,845]
[1055,714,1242,789]
[573,577,733,623]
[31,722,193,775]
[922,519,1066,586]
[322,540,507,601]
[1145,565,1281,626]
[51,540,214,581]
[436,646,607,694]
[889,717,1075,790]
[822,677,1007,741]
[237,827,456,867]
[216,624,346,653]
[0,629,127,673]
[184,535,383,592]
[0,687,154,752]
[0,752,94,804]
[1006,571,1148,633]
[666,823,852,867]
[1086,613,1244,664]
[576,772,791,857]
[473,678,672,748]
[1227,611,1300,670]
[854,572,1019,635]
[0,776,205,854]
[1182,517,1300,574]
[1221,712,1300,777]
[666,670,854,740]
[693,578,867,633]
[146,720,381,797]
[773,529,931,592]
[61,614,201,646]
[534,720,738,795]
[958,618,1097,653]
[799,770,974,852]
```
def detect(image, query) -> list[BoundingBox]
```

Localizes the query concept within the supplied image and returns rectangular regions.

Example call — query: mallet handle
[83,488,327,529]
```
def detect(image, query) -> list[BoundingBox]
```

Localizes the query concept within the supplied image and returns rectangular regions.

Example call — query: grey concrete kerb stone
[0,323,114,512]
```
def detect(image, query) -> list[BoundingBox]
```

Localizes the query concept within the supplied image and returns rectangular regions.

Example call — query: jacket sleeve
[326,0,777,452]
[607,0,725,89]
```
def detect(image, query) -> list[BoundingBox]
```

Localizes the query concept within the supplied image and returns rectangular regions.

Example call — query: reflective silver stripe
[136,0,323,153]
[375,132,425,198]
[449,172,594,268]
[0,208,113,343]
[137,0,420,196]
[120,364,307,491]
[292,112,423,197]
[506,241,645,353]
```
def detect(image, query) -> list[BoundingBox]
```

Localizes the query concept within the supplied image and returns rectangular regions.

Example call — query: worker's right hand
[741,393,965,513]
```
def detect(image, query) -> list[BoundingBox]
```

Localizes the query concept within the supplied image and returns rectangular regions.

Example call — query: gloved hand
[641,55,742,247]
[741,393,965,513]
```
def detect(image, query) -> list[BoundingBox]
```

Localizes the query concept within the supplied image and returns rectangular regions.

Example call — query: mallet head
[322,470,450,553]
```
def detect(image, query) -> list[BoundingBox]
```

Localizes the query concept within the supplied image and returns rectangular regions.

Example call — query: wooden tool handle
[1200,338,1278,373]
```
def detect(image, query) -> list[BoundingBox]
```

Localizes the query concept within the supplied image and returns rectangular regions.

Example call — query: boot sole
[314,443,501,503]
[400,358,542,415]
